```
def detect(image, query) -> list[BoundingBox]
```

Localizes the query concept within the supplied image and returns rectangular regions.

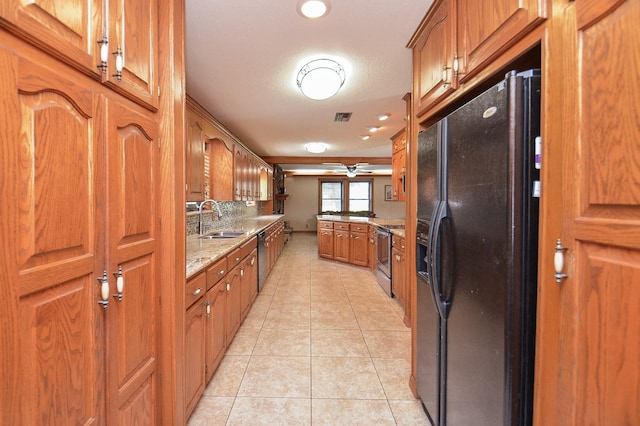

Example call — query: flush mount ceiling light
[377,113,391,121]
[297,59,346,100]
[297,0,330,19]
[304,142,328,153]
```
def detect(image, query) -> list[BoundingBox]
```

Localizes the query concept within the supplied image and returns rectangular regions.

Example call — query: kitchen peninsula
[316,215,408,325]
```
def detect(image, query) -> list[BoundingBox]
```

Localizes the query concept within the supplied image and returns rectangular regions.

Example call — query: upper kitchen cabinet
[208,138,234,201]
[103,0,158,109]
[0,0,159,110]
[456,0,546,83]
[186,110,205,202]
[0,0,102,77]
[409,0,546,117]
[408,0,457,118]
[185,95,272,202]
[391,128,407,202]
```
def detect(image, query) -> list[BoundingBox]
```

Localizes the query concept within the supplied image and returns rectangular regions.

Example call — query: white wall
[283,175,405,231]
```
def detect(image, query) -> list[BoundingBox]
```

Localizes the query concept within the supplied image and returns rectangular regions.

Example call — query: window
[319,178,373,214]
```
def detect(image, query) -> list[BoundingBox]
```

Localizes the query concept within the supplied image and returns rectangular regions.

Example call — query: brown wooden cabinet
[186,95,271,202]
[534,1,640,424]
[208,138,235,201]
[186,111,205,201]
[409,0,546,117]
[0,32,161,424]
[410,0,457,117]
[225,264,242,344]
[391,234,409,325]
[334,222,351,263]
[205,280,227,383]
[318,221,335,259]
[184,273,206,419]
[349,224,369,267]
[456,0,546,83]
[368,225,378,272]
[0,0,158,109]
[391,129,407,201]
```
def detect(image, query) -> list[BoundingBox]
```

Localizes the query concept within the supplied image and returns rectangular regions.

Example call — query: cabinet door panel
[413,0,456,116]
[457,0,546,81]
[206,282,227,383]
[0,51,103,425]
[107,0,158,109]
[184,297,206,419]
[535,1,640,424]
[0,0,102,76]
[106,97,159,424]
[334,230,350,263]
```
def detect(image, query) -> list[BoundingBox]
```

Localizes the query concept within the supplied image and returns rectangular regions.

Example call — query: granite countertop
[186,214,284,279]
[316,214,405,231]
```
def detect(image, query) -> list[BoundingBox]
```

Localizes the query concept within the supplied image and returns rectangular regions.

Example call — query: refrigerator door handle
[430,202,451,319]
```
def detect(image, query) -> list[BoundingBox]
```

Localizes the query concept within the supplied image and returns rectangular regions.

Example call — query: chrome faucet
[198,199,223,235]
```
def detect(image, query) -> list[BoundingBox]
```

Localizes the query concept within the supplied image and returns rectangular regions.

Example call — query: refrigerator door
[416,124,444,426]
[442,77,514,426]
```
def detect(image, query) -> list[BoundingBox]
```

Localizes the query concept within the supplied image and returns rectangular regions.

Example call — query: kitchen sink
[199,231,245,239]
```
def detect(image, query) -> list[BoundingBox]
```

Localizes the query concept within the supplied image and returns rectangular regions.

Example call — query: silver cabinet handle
[113,265,124,301]
[192,288,202,297]
[554,239,568,284]
[98,270,109,310]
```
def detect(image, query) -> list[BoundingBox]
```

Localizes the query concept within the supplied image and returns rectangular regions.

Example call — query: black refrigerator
[415,70,540,426]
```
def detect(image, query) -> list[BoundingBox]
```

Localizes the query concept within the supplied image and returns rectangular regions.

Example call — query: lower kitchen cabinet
[205,279,227,383]
[368,225,378,272]
[240,248,258,321]
[349,224,369,267]
[334,223,351,263]
[185,227,284,421]
[317,221,335,259]
[391,234,409,326]
[225,266,242,346]
[184,273,207,419]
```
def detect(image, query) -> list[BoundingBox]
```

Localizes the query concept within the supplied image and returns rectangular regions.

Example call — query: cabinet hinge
[158,85,161,97]
[157,137,161,149]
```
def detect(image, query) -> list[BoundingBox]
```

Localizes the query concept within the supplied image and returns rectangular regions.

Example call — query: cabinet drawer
[186,272,206,309]
[334,222,350,231]
[392,235,406,251]
[227,247,243,269]
[350,223,368,233]
[206,257,228,289]
[318,220,334,230]
[239,236,257,260]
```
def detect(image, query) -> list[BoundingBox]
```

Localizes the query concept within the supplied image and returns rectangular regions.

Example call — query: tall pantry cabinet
[0,0,164,424]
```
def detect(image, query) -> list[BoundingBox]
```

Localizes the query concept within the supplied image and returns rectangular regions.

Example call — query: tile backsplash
[186,201,269,236]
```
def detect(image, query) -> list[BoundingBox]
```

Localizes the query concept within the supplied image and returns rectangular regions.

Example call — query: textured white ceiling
[185,0,432,171]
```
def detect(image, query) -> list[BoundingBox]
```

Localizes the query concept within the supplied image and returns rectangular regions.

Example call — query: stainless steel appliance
[375,227,391,296]
[257,230,266,292]
[416,70,540,426]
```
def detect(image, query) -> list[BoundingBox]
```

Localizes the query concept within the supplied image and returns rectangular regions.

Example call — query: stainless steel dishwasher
[257,230,267,292]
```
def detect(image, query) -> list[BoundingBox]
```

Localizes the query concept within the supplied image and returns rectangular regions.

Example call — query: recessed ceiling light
[360,135,371,140]
[297,0,330,19]
[305,142,328,153]
[377,113,390,121]
[368,126,380,133]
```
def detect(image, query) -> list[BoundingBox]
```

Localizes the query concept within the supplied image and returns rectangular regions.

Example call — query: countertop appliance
[257,230,266,292]
[416,70,540,426]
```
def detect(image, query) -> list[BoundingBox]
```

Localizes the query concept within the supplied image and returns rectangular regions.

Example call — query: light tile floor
[188,232,430,425]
